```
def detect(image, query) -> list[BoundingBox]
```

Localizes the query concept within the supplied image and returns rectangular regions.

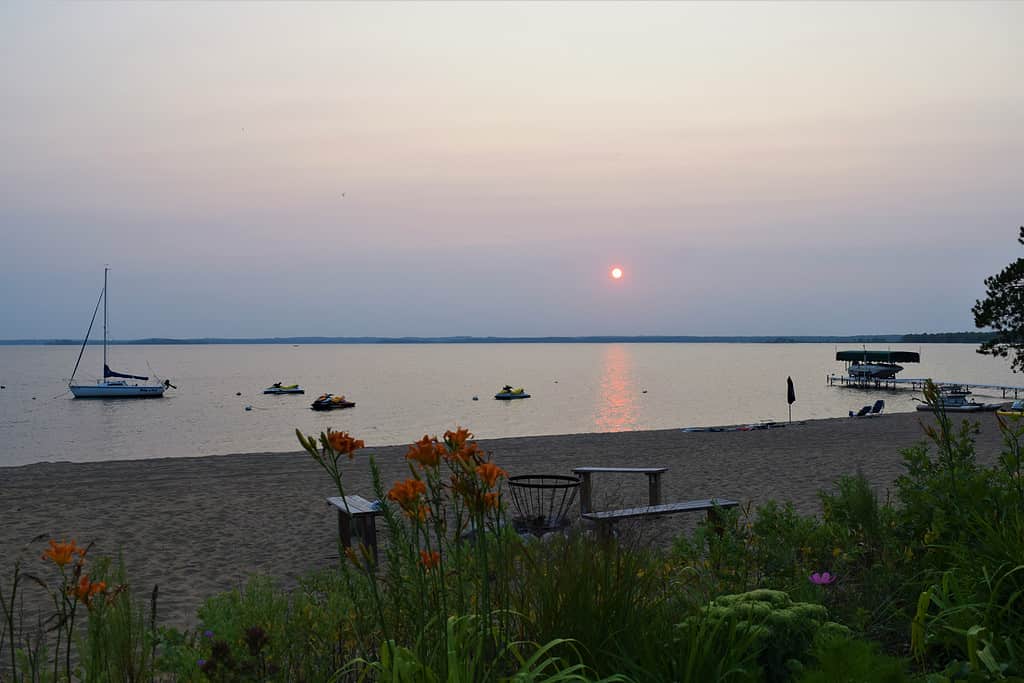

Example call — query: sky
[1,1,1021,339]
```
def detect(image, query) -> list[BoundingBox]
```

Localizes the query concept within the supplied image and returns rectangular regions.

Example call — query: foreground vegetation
[3,382,1023,682]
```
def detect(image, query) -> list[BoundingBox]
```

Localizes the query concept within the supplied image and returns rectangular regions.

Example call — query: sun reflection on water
[594,344,639,432]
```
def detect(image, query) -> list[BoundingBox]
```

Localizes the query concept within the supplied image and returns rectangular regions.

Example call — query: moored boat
[264,382,304,395]
[68,268,171,399]
[836,350,920,380]
[311,393,355,411]
[915,385,1001,413]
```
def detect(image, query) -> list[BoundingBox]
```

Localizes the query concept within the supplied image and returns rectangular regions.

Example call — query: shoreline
[0,411,944,471]
[1,412,1009,629]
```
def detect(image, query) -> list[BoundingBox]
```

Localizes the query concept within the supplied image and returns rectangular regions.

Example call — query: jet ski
[311,393,356,411]
[494,385,530,400]
[996,399,1024,418]
[264,382,305,395]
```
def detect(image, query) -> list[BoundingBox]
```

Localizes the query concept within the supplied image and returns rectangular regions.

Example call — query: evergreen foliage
[973,226,1024,371]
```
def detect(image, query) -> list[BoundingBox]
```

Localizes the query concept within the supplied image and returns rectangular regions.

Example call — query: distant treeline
[900,332,996,343]
[0,333,997,345]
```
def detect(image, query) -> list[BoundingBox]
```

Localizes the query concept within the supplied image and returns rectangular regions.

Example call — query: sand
[0,412,1010,629]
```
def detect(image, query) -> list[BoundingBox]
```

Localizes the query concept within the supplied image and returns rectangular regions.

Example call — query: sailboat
[68,268,169,398]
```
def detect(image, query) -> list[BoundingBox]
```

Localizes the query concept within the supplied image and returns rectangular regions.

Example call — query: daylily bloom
[483,492,500,510]
[419,550,441,570]
[41,539,85,567]
[326,429,364,457]
[71,575,107,605]
[388,479,427,516]
[444,427,472,450]
[447,440,485,464]
[810,572,836,585]
[407,435,444,469]
[475,462,507,488]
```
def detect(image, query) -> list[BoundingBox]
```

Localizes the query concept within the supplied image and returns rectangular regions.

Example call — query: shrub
[798,634,908,683]
[686,589,850,683]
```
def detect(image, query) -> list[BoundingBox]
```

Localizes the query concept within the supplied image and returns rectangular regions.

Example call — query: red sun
[610,267,623,280]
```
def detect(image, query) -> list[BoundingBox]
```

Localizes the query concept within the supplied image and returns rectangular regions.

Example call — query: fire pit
[506,474,580,536]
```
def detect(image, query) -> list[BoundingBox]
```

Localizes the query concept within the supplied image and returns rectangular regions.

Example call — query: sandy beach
[0,412,1010,629]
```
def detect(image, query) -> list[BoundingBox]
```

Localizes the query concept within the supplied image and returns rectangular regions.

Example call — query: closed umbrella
[787,376,796,423]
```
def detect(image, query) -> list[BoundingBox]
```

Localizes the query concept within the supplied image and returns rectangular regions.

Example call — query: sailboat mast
[103,266,108,374]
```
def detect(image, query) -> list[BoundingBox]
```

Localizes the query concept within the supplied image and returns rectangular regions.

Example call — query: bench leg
[337,510,353,547]
[707,507,725,537]
[579,472,593,514]
[355,516,379,563]
[647,473,662,506]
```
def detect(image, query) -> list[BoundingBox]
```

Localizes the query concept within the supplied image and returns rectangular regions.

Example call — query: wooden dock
[827,375,1024,399]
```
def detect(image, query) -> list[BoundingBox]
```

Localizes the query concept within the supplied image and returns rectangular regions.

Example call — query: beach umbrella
[787,376,796,423]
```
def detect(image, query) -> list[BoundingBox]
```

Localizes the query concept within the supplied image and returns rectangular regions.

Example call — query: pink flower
[810,571,836,585]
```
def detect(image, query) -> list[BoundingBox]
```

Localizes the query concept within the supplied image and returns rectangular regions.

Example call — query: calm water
[0,343,1018,467]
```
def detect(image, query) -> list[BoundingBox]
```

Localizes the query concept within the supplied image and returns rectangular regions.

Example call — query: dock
[827,375,1024,399]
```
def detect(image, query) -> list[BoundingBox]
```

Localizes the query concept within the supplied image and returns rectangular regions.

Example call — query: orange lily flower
[476,462,507,488]
[327,429,364,457]
[447,441,485,464]
[388,479,427,516]
[444,426,472,450]
[483,492,501,510]
[419,550,441,570]
[42,539,84,567]
[71,575,107,605]
[406,435,444,468]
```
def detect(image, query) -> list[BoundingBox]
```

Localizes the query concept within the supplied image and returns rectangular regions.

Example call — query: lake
[0,343,1018,467]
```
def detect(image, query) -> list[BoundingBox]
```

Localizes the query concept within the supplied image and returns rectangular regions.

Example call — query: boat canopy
[835,350,920,363]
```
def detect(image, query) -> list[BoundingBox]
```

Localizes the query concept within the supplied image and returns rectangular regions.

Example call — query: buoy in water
[236,391,241,396]
[244,405,252,411]
[472,395,479,401]
[642,389,648,394]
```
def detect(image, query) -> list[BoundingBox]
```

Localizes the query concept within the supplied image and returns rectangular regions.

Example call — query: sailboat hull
[70,383,165,398]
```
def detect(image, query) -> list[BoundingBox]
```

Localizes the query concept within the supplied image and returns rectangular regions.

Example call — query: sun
[610,267,623,280]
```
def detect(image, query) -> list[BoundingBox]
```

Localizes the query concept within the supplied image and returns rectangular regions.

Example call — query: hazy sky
[2,1,1021,338]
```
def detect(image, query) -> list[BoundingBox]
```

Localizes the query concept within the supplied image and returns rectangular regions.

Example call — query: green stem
[2,560,19,682]
[66,597,77,681]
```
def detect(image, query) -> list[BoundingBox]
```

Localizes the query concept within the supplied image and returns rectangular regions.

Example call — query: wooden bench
[581,498,739,522]
[572,466,667,513]
[326,495,382,561]
[572,467,738,539]
[583,498,739,540]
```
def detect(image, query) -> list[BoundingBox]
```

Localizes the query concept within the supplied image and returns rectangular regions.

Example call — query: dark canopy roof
[835,350,920,363]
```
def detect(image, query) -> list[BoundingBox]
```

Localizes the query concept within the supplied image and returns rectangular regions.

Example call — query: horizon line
[0,332,993,346]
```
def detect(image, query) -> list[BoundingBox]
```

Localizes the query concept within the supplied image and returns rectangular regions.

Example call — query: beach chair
[870,399,885,415]
[849,405,871,417]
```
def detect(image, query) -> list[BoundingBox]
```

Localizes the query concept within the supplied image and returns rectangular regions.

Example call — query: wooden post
[647,472,662,506]
[355,517,379,563]
[337,510,352,548]
[579,472,593,514]
[707,505,725,537]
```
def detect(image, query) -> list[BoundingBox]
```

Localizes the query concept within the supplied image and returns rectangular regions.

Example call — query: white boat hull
[849,363,903,379]
[70,383,165,398]
[915,403,981,412]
